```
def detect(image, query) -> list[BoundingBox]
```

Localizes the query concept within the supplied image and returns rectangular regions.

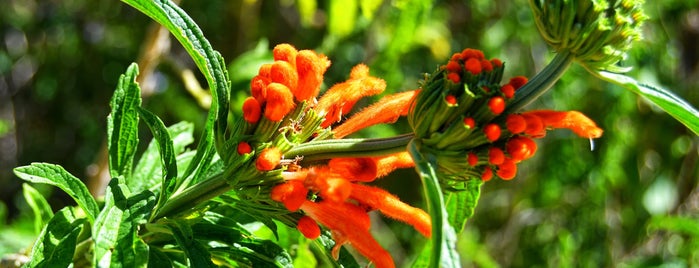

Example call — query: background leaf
[108,63,141,178]
[164,219,217,268]
[14,163,99,224]
[131,121,194,194]
[26,207,85,268]
[92,178,155,268]
[595,71,699,135]
[22,184,54,235]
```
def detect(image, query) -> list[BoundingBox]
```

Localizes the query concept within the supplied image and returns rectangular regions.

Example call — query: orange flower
[316,64,386,128]
[332,90,419,138]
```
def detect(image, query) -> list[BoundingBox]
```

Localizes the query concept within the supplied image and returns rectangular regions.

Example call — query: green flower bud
[530,0,647,72]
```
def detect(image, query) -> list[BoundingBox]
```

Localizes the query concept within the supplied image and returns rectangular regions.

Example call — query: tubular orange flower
[328,157,377,182]
[316,64,386,128]
[374,152,415,178]
[523,110,603,138]
[349,183,432,237]
[332,90,419,138]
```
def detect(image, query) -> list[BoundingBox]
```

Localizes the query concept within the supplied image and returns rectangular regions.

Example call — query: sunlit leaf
[26,207,85,268]
[108,63,141,178]
[14,163,99,224]
[445,179,482,233]
[138,107,178,210]
[93,178,155,267]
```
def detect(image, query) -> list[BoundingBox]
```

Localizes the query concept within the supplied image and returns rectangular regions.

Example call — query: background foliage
[1,0,698,266]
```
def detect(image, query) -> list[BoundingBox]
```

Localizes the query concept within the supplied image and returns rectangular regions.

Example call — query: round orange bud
[242,97,261,123]
[484,123,501,142]
[501,84,515,99]
[467,152,479,167]
[297,215,321,239]
[509,76,528,90]
[264,83,295,122]
[481,166,493,182]
[497,159,517,180]
[488,96,506,115]
[505,114,527,134]
[464,58,482,75]
[488,147,505,165]
[237,141,252,155]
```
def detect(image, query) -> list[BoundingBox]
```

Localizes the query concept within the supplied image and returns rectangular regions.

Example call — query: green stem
[153,172,229,219]
[284,133,414,161]
[505,50,574,113]
[408,140,460,267]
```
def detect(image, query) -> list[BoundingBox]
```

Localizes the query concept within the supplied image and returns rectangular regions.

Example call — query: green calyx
[530,0,647,72]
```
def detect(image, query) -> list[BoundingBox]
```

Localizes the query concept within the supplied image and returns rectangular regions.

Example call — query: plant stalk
[505,50,574,113]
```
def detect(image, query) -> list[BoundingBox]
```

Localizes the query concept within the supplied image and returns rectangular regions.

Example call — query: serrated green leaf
[595,71,699,135]
[408,140,461,268]
[132,121,194,193]
[328,0,358,38]
[108,63,141,178]
[164,219,217,268]
[26,207,85,268]
[121,0,231,187]
[446,179,483,233]
[93,178,155,268]
[14,163,99,224]
[22,184,54,235]
[138,108,178,211]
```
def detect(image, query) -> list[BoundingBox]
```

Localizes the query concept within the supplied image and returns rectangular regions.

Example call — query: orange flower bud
[255,147,282,171]
[270,61,298,92]
[242,97,261,123]
[482,166,493,181]
[505,114,527,134]
[509,76,528,90]
[506,136,537,162]
[461,48,485,60]
[480,59,493,72]
[264,83,295,122]
[297,215,321,239]
[484,123,501,142]
[488,96,506,115]
[464,58,482,75]
[467,152,479,167]
[488,147,505,165]
[491,58,503,67]
[237,141,252,155]
[295,50,330,101]
[250,75,270,102]
[273,43,298,66]
[497,158,517,180]
[501,84,515,99]
[463,117,476,129]
[445,60,461,72]
[447,72,461,83]
[522,113,545,137]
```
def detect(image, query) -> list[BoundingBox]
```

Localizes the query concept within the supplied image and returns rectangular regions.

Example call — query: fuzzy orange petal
[524,110,603,138]
[350,184,432,238]
[328,157,378,182]
[373,152,415,178]
[333,90,419,138]
[316,64,386,128]
[295,50,330,101]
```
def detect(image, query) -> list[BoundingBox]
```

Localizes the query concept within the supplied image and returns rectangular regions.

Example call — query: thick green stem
[284,133,414,161]
[505,50,574,113]
[153,172,229,219]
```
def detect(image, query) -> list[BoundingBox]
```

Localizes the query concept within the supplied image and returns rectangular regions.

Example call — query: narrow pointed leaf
[108,63,141,178]
[14,163,99,224]
[596,71,699,135]
[93,178,155,268]
[121,0,231,185]
[22,183,54,235]
[138,108,178,207]
[164,219,217,268]
[26,207,85,268]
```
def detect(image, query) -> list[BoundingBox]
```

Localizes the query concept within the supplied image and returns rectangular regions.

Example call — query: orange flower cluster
[409,48,603,182]
[239,44,429,268]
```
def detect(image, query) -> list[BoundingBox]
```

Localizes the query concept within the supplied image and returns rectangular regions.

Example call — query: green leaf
[93,178,155,268]
[648,216,699,237]
[138,108,178,211]
[328,0,358,37]
[14,163,99,224]
[121,0,231,185]
[148,247,174,268]
[408,140,461,268]
[312,231,360,268]
[26,207,85,268]
[132,121,194,193]
[108,63,142,178]
[446,179,483,233]
[164,219,217,268]
[595,71,699,135]
[22,184,54,235]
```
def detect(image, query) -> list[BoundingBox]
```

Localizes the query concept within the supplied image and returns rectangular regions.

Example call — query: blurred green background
[1,0,698,266]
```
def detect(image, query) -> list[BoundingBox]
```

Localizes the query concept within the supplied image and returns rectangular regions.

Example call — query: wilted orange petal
[524,110,604,138]
[333,90,419,138]
[350,184,432,238]
[374,152,415,178]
